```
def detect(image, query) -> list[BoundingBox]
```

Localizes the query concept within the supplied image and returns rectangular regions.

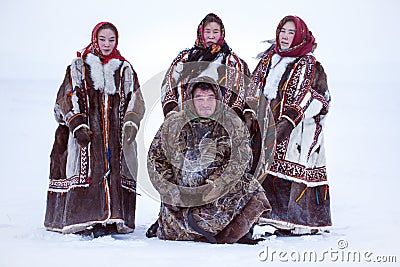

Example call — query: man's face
[193,88,216,118]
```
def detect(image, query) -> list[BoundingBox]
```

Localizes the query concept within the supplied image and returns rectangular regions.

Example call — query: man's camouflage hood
[184,76,224,119]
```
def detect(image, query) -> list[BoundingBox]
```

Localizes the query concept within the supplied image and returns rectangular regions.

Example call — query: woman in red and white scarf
[45,22,145,238]
[249,15,332,235]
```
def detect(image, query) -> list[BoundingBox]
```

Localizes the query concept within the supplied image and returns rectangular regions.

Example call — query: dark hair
[192,82,215,97]
[97,23,118,38]
[202,13,223,28]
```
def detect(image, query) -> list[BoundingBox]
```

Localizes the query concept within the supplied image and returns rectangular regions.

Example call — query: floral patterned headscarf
[195,13,226,53]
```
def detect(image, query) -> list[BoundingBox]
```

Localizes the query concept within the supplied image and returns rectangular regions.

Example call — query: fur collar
[263,54,296,100]
[85,53,122,95]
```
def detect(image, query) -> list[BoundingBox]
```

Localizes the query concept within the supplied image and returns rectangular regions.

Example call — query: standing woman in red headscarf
[249,16,332,235]
[44,22,145,237]
[161,13,251,119]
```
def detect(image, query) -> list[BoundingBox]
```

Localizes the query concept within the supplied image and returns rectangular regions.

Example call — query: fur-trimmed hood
[184,76,225,120]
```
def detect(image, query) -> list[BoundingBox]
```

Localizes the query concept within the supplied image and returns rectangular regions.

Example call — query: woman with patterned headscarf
[161,13,251,119]
[249,16,332,235]
[44,22,145,238]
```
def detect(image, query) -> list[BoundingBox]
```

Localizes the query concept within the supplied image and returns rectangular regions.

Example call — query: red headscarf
[80,22,125,64]
[275,16,316,58]
[195,13,226,52]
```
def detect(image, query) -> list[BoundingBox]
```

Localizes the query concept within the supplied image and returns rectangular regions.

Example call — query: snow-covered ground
[0,71,399,267]
[1,0,399,266]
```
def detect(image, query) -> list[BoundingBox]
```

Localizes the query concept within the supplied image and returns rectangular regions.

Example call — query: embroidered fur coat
[249,49,332,234]
[44,53,145,234]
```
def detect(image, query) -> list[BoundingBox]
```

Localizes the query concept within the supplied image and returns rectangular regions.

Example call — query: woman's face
[97,28,117,56]
[203,22,221,47]
[279,20,296,50]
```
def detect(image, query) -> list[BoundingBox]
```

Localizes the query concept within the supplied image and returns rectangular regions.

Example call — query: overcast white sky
[1,0,398,85]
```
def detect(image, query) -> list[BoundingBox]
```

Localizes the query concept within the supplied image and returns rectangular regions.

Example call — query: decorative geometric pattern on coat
[161,58,250,116]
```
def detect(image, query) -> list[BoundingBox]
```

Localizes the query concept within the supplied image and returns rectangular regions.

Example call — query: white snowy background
[0,0,399,266]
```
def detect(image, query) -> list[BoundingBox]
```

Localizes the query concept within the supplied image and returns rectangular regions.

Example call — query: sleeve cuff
[72,124,89,136]
[243,108,256,116]
[67,113,86,132]
[123,121,139,132]
[163,101,178,117]
[124,111,141,129]
[282,106,303,127]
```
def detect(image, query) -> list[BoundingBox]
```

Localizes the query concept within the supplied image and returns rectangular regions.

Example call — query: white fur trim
[281,115,296,127]
[103,59,121,95]
[127,90,137,112]
[303,97,324,119]
[121,185,140,194]
[48,183,89,193]
[123,121,139,132]
[64,111,75,123]
[71,58,84,89]
[66,133,81,179]
[67,59,82,116]
[85,54,104,91]
[104,176,112,222]
[60,218,134,234]
[263,54,297,100]
[243,108,256,115]
[71,94,80,115]
[258,217,331,234]
[54,103,65,124]
[267,170,329,187]
[166,110,178,118]
[120,61,133,98]
[85,54,122,95]
[72,124,89,136]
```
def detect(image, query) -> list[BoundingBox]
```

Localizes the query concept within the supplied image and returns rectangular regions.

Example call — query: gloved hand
[74,127,91,147]
[275,118,294,143]
[243,110,258,135]
[124,124,138,144]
